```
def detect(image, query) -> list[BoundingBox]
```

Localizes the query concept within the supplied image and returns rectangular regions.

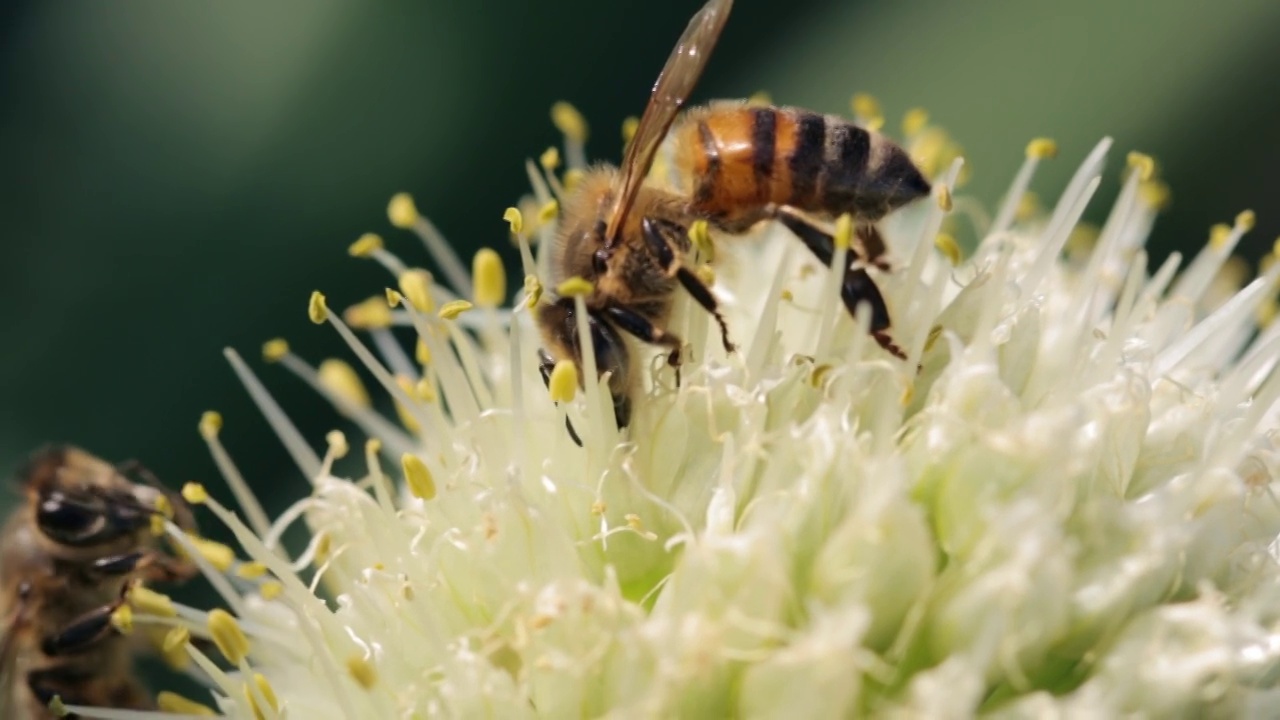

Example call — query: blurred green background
[2,0,1279,524]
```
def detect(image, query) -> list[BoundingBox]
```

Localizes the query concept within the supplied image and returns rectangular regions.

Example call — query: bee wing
[604,0,733,246]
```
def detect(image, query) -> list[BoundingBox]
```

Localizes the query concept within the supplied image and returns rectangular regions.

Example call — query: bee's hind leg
[768,205,907,361]
[640,217,735,353]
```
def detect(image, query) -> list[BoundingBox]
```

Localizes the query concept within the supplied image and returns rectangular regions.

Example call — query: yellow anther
[473,248,507,308]
[539,146,561,172]
[347,654,379,690]
[923,324,944,353]
[129,585,176,617]
[538,199,559,224]
[1257,300,1278,329]
[557,276,594,297]
[402,453,436,500]
[902,107,930,137]
[207,609,250,664]
[314,533,332,564]
[157,691,216,716]
[261,338,289,363]
[198,411,223,441]
[1236,209,1257,232]
[398,269,435,313]
[236,561,269,580]
[747,90,772,107]
[563,168,585,192]
[548,359,578,402]
[1025,138,1058,160]
[1139,179,1172,211]
[245,673,280,720]
[162,626,191,653]
[621,116,640,144]
[851,93,883,126]
[393,375,423,434]
[385,288,403,308]
[343,296,394,330]
[1273,237,1280,258]
[937,185,953,212]
[438,299,473,320]
[1126,152,1155,182]
[1066,224,1100,256]
[688,219,714,262]
[326,430,350,459]
[523,274,544,309]
[1016,192,1041,222]
[1209,223,1233,250]
[808,363,834,388]
[414,377,437,403]
[901,383,915,406]
[259,581,284,601]
[193,537,236,572]
[308,291,329,324]
[365,438,382,455]
[551,101,588,143]
[48,696,68,717]
[348,232,384,258]
[154,493,174,520]
[625,513,644,530]
[182,482,209,505]
[387,192,420,229]
[696,264,715,287]
[319,358,372,408]
[833,213,853,250]
[503,207,524,236]
[110,603,134,634]
[415,337,431,365]
[780,289,794,302]
[934,233,963,266]
[591,500,607,515]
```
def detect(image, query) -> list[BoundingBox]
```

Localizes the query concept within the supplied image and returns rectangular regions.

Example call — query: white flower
[70,111,1280,720]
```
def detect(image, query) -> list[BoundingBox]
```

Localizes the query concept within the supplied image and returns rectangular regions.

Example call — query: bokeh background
[2,0,1278,527]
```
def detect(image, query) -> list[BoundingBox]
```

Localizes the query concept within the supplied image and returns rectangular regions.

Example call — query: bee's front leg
[640,217,735,353]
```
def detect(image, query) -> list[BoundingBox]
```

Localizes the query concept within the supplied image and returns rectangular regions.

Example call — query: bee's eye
[37,492,106,543]
[592,249,609,275]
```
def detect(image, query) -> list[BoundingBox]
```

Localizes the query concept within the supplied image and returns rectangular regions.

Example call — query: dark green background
[2,0,1278,522]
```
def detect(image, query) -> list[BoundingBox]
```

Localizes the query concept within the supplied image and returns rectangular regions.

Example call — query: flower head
[69,105,1280,719]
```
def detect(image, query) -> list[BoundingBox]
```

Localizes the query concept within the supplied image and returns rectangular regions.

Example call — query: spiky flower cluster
[68,104,1280,719]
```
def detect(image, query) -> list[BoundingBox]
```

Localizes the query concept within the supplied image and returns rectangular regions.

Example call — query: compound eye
[37,492,106,544]
[591,249,609,276]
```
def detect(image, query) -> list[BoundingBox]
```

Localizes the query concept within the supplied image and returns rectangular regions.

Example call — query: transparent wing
[605,0,734,246]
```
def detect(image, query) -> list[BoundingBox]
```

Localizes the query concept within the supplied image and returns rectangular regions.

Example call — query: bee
[536,0,932,431]
[0,445,197,719]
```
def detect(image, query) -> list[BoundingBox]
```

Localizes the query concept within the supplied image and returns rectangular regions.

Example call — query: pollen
[260,581,284,600]
[262,338,290,363]
[538,199,560,224]
[193,537,237,572]
[246,673,280,720]
[934,233,963,266]
[937,185,953,212]
[388,192,420,229]
[182,482,210,505]
[348,232,384,258]
[394,376,423,434]
[689,219,714,262]
[833,213,853,250]
[398,269,436,313]
[402,453,437,500]
[524,274,544,308]
[747,90,772,107]
[326,429,350,459]
[110,603,134,633]
[1016,192,1042,222]
[308,291,329,324]
[563,168,585,192]
[503,207,525,236]
[414,377,438,403]
[551,101,589,143]
[557,276,594,297]
[236,561,269,579]
[198,411,223,440]
[385,288,404,308]
[851,93,883,130]
[342,297,394,330]
[318,358,372,408]
[347,654,379,690]
[473,248,507,308]
[415,337,431,365]
[162,626,190,653]
[1236,209,1257,232]
[1126,152,1156,182]
[549,359,578,402]
[1139,179,1172,210]
[1209,223,1233,250]
[154,493,175,519]
[208,608,251,664]
[696,264,715,286]
[129,585,177,617]
[540,146,561,172]
[1025,138,1058,160]
[47,696,68,717]
[902,107,930,137]
[157,691,216,716]
[622,116,639,145]
[438,299,474,320]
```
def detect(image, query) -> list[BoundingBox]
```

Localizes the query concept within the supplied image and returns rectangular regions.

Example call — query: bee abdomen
[675,105,931,227]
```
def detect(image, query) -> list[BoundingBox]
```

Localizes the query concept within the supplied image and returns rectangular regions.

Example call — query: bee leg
[40,584,132,657]
[27,666,95,717]
[640,217,736,354]
[770,205,907,361]
[857,222,892,271]
[603,304,684,372]
[92,549,197,583]
[538,349,584,447]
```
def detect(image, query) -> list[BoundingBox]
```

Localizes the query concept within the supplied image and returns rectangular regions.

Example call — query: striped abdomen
[671,104,931,231]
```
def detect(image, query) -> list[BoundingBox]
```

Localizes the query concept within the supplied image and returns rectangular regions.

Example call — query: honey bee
[536,0,932,431]
[0,445,197,719]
